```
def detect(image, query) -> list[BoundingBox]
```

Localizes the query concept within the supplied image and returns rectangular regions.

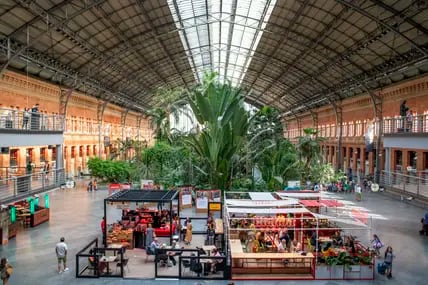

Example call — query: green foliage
[146,87,190,143]
[130,140,195,186]
[186,71,250,190]
[87,157,130,182]
[296,128,326,184]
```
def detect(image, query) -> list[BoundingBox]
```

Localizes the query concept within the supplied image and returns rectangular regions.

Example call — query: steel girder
[0,37,145,111]
[15,0,153,101]
[367,0,428,35]
[121,109,129,141]
[331,100,343,171]
[282,46,427,118]
[134,0,190,90]
[0,0,104,76]
[171,0,201,82]
[223,0,238,81]
[336,0,427,56]
[248,0,311,104]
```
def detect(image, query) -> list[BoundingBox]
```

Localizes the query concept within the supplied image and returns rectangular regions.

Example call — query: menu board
[179,186,193,209]
[196,189,221,212]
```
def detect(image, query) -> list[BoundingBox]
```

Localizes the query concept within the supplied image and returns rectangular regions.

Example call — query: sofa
[154,224,176,237]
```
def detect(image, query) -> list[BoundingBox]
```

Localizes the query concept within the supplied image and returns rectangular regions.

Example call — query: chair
[182,259,192,274]
[116,258,130,274]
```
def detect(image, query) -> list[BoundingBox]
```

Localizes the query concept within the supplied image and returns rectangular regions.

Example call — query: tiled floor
[1,179,428,285]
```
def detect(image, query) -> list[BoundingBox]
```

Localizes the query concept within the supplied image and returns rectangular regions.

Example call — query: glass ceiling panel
[168,0,277,86]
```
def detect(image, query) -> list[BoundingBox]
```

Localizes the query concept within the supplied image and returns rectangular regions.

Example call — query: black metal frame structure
[103,189,179,246]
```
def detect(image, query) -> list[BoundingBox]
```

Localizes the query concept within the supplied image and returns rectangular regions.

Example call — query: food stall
[224,192,374,281]
[103,189,179,248]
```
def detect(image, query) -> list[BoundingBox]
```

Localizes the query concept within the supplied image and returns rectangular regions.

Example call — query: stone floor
[1,179,428,285]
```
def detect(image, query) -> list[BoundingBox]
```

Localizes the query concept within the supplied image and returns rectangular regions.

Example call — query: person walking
[101,217,106,246]
[22,107,30,129]
[145,223,154,249]
[0,257,12,285]
[185,218,193,245]
[371,234,383,256]
[55,237,69,273]
[93,179,98,191]
[384,246,395,279]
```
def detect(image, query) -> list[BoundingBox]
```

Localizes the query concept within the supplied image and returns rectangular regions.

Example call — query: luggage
[377,262,386,275]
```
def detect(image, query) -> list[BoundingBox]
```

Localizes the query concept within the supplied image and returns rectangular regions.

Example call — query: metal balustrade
[0,169,65,202]
[379,170,428,198]
[0,107,64,132]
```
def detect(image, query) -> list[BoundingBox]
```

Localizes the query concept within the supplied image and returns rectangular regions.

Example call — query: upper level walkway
[0,180,427,285]
[0,107,64,132]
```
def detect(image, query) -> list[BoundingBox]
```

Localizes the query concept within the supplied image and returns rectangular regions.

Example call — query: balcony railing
[383,114,428,134]
[0,168,65,202]
[0,107,64,132]
[380,170,428,198]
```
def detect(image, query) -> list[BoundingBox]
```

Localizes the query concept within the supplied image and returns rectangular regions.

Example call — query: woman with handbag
[0,257,12,285]
[371,234,383,256]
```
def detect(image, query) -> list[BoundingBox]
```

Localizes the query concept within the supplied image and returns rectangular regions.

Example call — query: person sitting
[277,239,288,253]
[88,249,106,273]
[290,239,302,253]
[210,248,223,273]
[332,231,343,246]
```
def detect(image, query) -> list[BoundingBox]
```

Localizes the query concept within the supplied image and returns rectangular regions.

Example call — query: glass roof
[168,0,277,86]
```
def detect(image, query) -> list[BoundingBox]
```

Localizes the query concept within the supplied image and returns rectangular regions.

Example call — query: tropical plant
[146,87,192,143]
[87,157,130,182]
[186,71,250,190]
[296,128,326,184]
[243,106,298,190]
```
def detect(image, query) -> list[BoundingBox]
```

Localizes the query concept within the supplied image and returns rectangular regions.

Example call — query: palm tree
[186,72,250,190]
[146,87,192,143]
[296,128,326,184]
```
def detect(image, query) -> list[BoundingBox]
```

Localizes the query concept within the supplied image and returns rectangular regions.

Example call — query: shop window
[52,147,57,161]
[395,150,402,171]
[10,149,18,167]
[93,145,97,155]
[79,146,84,157]
[71,146,76,158]
[409,151,417,169]
[86,145,91,156]
[26,148,34,164]
[40,148,47,162]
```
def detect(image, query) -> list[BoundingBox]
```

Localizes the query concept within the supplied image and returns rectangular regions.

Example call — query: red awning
[299,200,321,207]
[319,199,344,207]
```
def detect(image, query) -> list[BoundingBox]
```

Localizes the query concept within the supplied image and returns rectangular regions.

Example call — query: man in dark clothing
[31,103,40,130]
[400,100,409,129]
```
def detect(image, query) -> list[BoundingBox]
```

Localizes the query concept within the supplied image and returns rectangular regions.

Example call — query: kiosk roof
[105,189,178,202]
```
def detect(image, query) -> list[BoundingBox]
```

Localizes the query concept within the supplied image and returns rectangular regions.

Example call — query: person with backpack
[0,257,12,285]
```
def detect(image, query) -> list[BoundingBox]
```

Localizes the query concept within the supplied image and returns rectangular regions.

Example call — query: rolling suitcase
[377,262,386,275]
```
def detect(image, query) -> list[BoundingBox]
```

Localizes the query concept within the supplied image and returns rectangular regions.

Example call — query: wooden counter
[215,218,224,234]
[0,222,18,240]
[31,207,50,227]
[230,239,315,275]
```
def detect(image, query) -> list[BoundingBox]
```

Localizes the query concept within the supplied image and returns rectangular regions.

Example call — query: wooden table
[214,219,223,234]
[202,245,216,254]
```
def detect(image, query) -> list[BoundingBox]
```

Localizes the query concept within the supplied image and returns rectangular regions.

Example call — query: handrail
[0,107,64,131]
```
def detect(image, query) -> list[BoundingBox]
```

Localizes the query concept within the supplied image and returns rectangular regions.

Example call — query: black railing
[154,247,228,280]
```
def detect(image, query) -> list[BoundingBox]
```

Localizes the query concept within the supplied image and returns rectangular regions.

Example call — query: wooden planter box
[0,222,18,240]
[31,207,50,227]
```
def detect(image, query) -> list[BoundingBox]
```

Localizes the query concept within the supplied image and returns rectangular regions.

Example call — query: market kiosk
[103,189,179,248]
[224,192,374,281]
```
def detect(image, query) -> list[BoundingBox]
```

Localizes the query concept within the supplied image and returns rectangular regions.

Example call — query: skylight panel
[168,0,277,86]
